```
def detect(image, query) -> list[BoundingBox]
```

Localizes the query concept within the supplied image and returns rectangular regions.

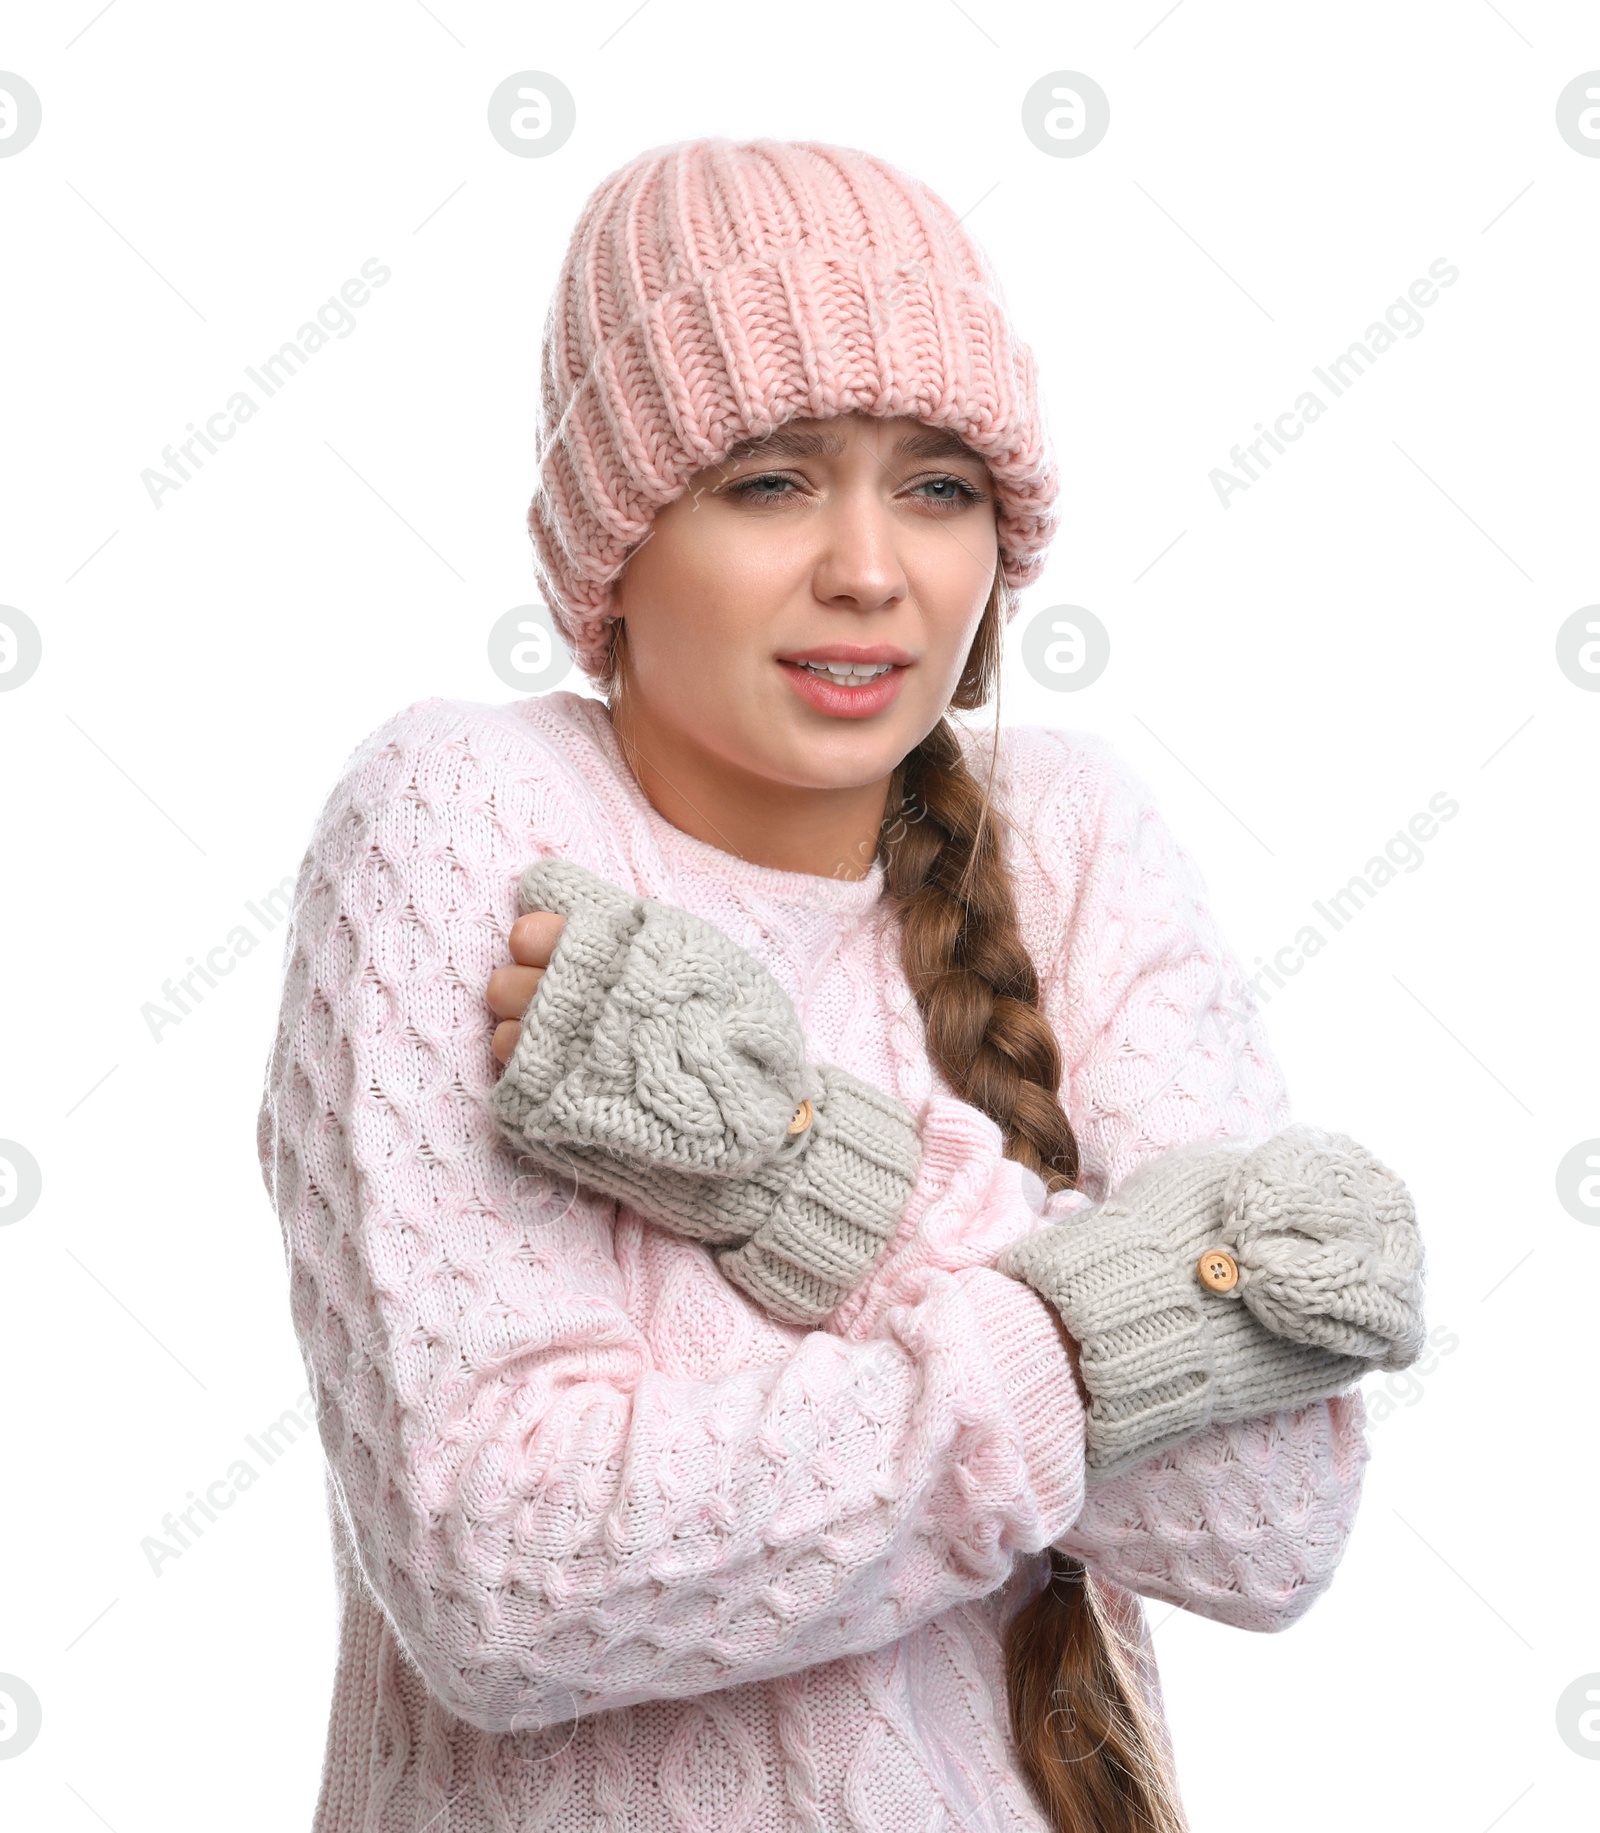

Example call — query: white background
[1,2,1597,1828]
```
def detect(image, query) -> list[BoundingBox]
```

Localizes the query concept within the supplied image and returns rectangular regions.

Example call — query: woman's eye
[722,469,982,507]
[909,474,981,507]
[729,472,798,502]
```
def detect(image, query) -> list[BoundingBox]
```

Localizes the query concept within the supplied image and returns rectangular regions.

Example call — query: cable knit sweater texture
[255,688,1372,1833]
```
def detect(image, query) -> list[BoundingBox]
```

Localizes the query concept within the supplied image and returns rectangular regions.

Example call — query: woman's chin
[752,725,919,794]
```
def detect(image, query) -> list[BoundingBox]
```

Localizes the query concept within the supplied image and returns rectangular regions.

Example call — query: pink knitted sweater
[256,689,1371,1833]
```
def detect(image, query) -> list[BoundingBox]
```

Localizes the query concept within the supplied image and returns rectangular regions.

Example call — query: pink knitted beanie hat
[529,136,1060,684]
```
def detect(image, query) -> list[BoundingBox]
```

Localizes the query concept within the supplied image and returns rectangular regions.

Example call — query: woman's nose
[810,492,908,612]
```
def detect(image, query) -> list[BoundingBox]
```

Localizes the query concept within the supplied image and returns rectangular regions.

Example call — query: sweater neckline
[570,694,889,916]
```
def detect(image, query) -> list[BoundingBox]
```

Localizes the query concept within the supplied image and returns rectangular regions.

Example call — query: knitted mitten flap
[488,857,922,1326]
[492,856,818,1173]
[998,1127,1426,1480]
[1219,1123,1426,1368]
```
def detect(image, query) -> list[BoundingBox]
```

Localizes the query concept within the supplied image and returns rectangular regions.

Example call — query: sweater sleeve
[1025,731,1374,1629]
[256,699,1088,1737]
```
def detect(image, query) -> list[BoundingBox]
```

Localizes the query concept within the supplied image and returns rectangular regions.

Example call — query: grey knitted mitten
[998,1124,1427,1479]
[488,858,922,1325]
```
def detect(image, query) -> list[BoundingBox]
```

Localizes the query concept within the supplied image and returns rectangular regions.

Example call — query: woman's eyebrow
[891,427,983,465]
[721,426,847,464]
[719,424,983,468]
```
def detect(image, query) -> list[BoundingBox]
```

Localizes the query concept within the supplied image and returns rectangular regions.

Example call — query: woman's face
[610,413,999,795]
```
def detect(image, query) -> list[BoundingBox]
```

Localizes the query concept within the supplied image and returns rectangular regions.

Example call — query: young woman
[258,138,1426,1832]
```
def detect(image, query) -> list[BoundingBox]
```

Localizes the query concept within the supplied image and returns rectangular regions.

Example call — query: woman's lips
[777,660,908,719]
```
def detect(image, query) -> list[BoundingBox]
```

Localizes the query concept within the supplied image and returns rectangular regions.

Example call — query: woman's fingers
[490,910,567,1064]
[510,909,567,968]
[487,962,544,1019]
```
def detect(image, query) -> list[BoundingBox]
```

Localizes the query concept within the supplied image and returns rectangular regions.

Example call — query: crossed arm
[257,704,1091,1736]
[1020,729,1381,1629]
[478,724,1406,1634]
[260,705,1401,1749]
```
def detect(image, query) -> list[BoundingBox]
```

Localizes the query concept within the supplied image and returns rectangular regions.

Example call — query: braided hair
[604,573,1188,1832]
[880,575,1188,1833]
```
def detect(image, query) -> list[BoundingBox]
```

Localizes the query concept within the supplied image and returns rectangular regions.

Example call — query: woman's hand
[484,857,922,1325]
[998,1125,1426,1479]
[487,910,567,1066]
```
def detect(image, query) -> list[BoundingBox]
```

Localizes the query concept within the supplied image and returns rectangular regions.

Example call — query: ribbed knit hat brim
[530,137,1059,683]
